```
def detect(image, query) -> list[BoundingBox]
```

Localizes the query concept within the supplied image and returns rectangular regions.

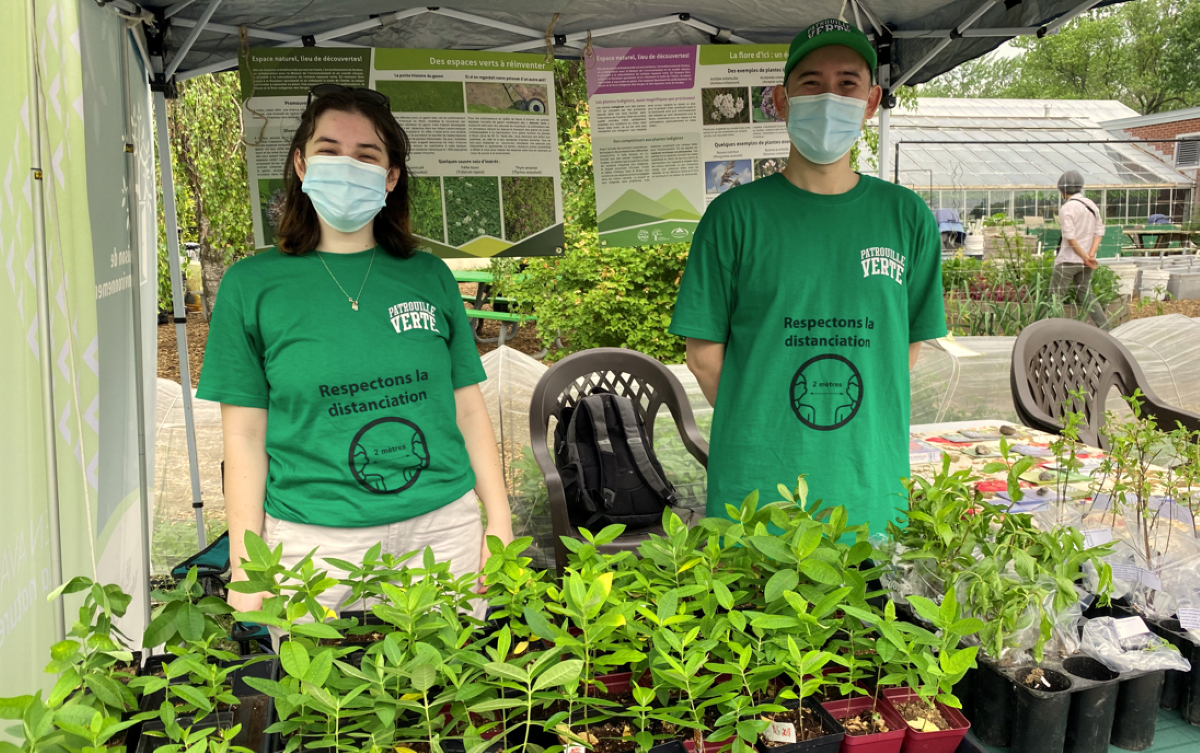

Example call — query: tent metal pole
[164,0,202,19]
[892,27,1040,37]
[164,0,224,79]
[854,0,886,35]
[879,109,891,181]
[680,16,754,44]
[121,29,154,626]
[1041,0,1103,36]
[26,0,67,644]
[171,18,303,42]
[893,0,1002,88]
[153,91,207,551]
[177,10,420,80]
[429,8,543,39]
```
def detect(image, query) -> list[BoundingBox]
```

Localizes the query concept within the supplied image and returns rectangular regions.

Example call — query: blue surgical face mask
[301,155,389,233]
[786,92,867,165]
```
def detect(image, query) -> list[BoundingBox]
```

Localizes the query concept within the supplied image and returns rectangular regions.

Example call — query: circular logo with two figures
[348,417,430,494]
[789,354,864,431]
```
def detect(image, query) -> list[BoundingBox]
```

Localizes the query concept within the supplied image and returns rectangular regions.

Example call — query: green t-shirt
[196,247,487,528]
[669,173,946,535]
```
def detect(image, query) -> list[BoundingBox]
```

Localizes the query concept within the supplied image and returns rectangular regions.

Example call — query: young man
[669,19,946,534]
[1052,170,1108,329]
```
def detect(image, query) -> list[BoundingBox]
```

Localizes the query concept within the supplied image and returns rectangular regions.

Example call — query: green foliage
[158,72,254,313]
[444,177,502,247]
[920,0,1200,114]
[408,176,445,242]
[942,240,1122,336]
[501,176,556,242]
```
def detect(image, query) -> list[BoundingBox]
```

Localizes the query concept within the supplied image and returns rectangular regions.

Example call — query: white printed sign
[764,721,796,744]
[1114,616,1151,640]
[1179,608,1200,631]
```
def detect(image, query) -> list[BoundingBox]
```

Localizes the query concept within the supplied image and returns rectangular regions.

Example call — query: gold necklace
[316,248,376,311]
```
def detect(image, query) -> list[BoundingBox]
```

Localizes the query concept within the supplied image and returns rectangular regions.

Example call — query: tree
[163,72,253,319]
[920,0,1200,115]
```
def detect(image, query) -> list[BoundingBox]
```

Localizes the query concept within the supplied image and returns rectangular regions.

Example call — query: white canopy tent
[3,0,1139,703]
[118,0,1130,548]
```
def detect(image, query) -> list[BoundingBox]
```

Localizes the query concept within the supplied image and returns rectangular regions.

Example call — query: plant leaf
[532,659,584,691]
[279,641,310,680]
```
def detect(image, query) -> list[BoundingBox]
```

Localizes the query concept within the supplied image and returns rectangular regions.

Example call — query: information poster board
[586,45,790,247]
[240,49,564,257]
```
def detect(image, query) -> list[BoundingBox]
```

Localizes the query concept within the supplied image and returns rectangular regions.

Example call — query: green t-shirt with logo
[669,173,945,536]
[196,247,486,528]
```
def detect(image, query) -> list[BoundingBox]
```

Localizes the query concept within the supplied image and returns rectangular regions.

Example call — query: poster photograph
[585,45,791,247]
[240,48,564,257]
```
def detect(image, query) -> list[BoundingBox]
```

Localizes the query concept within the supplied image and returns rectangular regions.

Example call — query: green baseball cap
[783,18,877,83]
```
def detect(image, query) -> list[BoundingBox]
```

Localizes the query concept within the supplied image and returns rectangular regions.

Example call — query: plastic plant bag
[1079,616,1193,673]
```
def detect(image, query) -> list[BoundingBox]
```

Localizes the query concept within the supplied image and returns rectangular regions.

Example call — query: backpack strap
[582,396,620,511]
[564,399,606,527]
[1068,197,1098,218]
[610,397,678,507]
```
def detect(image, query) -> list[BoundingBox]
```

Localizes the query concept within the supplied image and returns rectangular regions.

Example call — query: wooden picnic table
[1122,227,1200,253]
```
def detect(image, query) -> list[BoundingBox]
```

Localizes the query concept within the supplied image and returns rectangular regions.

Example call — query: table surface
[915,423,1200,753]
[453,269,494,284]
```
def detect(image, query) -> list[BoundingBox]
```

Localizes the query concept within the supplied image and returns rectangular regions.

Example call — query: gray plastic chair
[1010,318,1200,449]
[528,348,709,573]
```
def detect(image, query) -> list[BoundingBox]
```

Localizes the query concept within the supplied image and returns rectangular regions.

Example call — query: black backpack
[553,392,678,529]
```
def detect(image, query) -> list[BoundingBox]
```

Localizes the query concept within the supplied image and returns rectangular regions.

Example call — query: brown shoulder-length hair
[276,90,418,259]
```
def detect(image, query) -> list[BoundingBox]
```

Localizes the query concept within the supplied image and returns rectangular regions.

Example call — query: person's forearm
[223,433,268,583]
[687,340,725,407]
[456,393,512,542]
[909,341,922,370]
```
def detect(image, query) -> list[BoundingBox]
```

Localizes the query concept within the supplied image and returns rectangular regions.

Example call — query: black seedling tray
[970,651,1163,753]
[1147,616,1200,726]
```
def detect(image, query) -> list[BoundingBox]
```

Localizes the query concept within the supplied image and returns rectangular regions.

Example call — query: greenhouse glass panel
[1014,191,1038,219]
[1151,189,1173,218]
[990,191,1012,217]
[1038,191,1060,221]
[965,191,989,220]
[1128,189,1150,221]
[1105,190,1127,224]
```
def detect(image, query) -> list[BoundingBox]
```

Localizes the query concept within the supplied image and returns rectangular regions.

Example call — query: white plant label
[1179,608,1200,631]
[764,722,796,744]
[1082,529,1113,548]
[565,747,587,753]
[1115,616,1151,640]
[1140,570,1163,591]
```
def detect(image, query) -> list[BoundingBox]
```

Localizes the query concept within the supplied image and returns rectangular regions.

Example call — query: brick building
[1100,106,1200,222]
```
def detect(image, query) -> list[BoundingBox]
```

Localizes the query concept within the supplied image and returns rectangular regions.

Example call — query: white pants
[263,490,486,645]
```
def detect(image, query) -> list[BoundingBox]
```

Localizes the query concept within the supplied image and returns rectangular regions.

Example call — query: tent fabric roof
[137,0,1129,86]
[891,98,1194,190]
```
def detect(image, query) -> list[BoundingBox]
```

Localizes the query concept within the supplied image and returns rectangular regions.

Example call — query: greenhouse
[891,99,1196,224]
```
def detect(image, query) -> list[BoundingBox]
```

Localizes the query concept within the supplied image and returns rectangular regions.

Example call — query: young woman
[197,85,511,620]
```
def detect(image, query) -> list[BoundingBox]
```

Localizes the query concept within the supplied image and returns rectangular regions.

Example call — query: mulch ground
[1129,297,1200,320]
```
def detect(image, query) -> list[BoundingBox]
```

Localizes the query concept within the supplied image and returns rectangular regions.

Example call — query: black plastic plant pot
[1062,657,1120,753]
[968,660,1013,747]
[1109,670,1165,751]
[136,712,235,753]
[1149,618,1187,710]
[231,694,275,753]
[753,698,845,753]
[649,743,688,753]
[953,667,977,723]
[440,740,503,753]
[1010,668,1073,753]
[220,656,280,698]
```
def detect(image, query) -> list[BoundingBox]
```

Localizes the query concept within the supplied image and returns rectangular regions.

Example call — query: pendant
[351,299,359,311]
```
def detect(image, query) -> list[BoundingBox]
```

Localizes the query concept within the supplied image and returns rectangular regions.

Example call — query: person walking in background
[1052,170,1109,329]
